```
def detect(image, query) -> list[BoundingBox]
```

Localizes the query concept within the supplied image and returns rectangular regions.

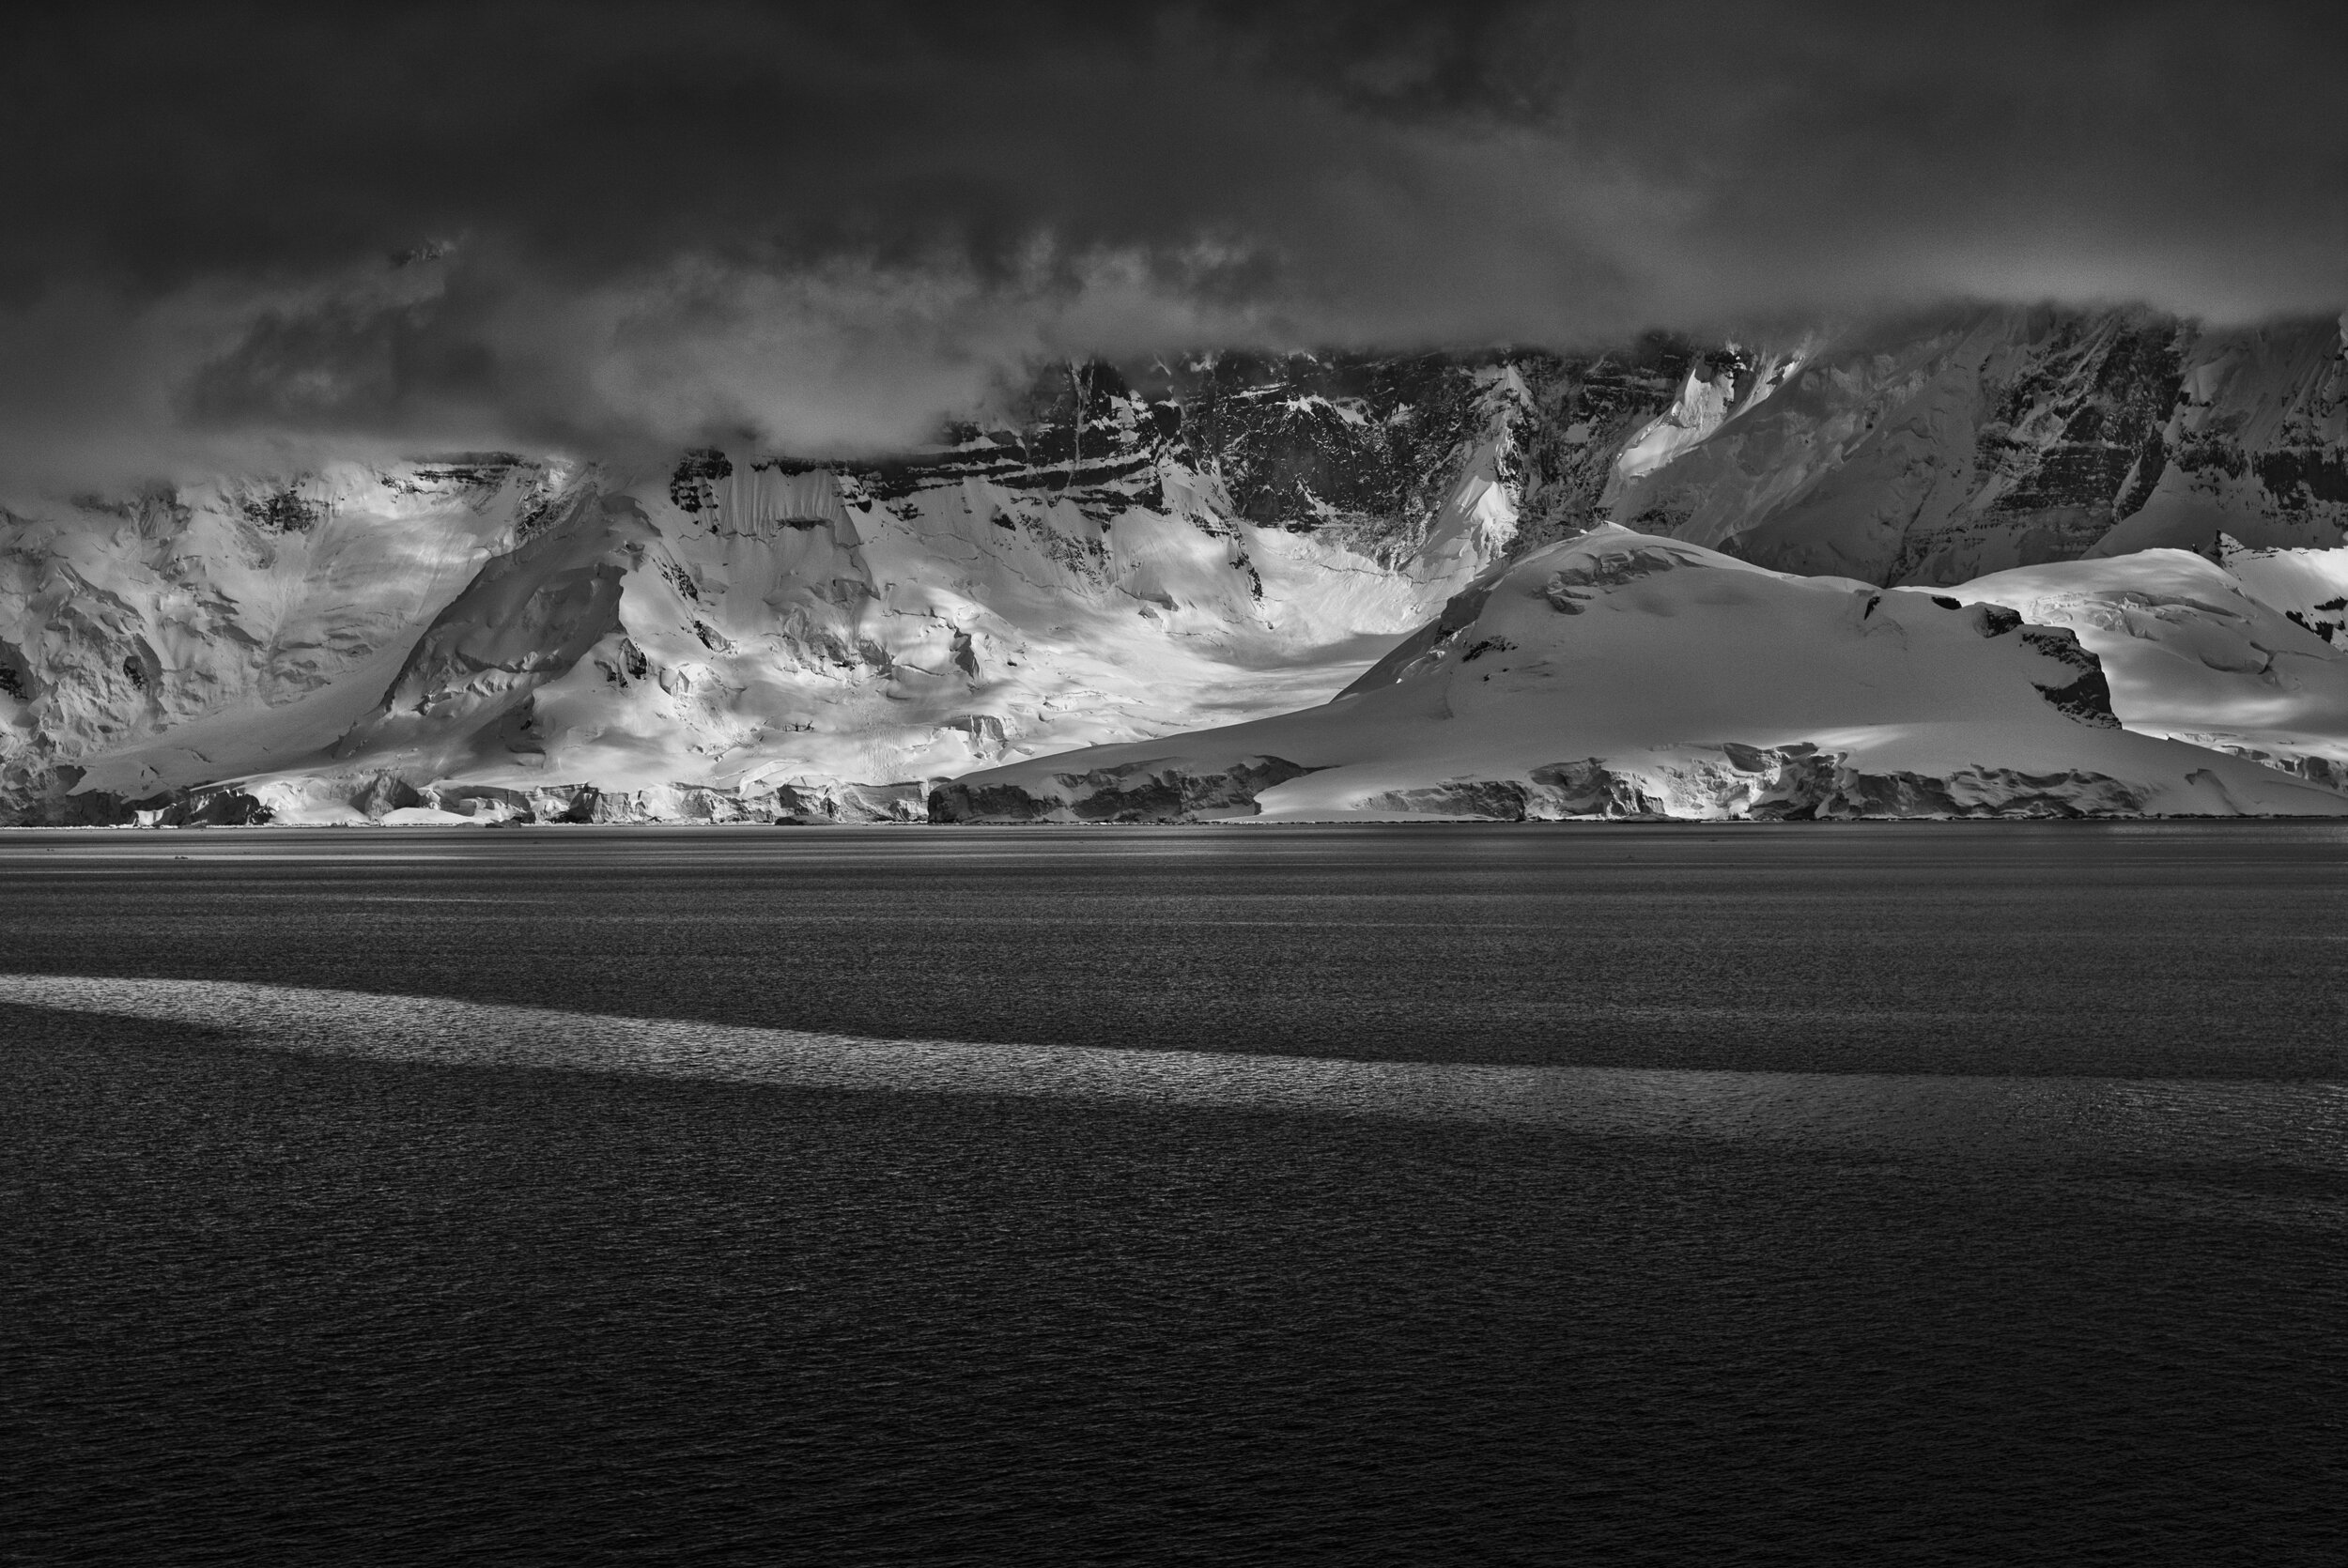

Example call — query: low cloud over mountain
[4,1,2344,486]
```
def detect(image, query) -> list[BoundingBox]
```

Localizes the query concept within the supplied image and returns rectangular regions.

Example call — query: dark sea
[5,822,2344,1565]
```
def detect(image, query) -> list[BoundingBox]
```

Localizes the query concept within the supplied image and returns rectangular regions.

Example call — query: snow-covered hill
[4,306,2343,824]
[1962,538,2348,788]
[934,527,2348,822]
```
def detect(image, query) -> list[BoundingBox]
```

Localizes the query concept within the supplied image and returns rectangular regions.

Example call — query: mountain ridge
[4,303,2344,823]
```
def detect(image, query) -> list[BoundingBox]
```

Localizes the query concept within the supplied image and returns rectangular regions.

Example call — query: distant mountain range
[3,304,2343,823]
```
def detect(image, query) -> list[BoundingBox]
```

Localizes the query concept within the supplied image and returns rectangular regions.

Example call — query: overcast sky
[5,0,2343,486]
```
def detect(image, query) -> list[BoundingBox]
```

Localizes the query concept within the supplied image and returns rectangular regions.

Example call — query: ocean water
[4,822,2344,1564]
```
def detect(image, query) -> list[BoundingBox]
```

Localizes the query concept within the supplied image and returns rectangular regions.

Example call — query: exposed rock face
[1607,308,2348,584]
[2016,628,2124,728]
[1362,751,2152,822]
[929,755,1315,823]
[0,775,275,828]
[518,781,925,825]
[240,775,925,826]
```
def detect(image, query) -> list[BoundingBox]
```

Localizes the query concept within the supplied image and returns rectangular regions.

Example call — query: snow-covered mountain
[4,306,2344,823]
[935,527,2348,822]
[1602,307,2348,585]
[2,356,1534,823]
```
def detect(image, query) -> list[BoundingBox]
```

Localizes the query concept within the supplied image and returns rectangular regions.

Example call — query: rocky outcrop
[2198,746,2348,792]
[1536,747,2152,821]
[0,772,274,827]
[240,774,926,825]
[527,781,924,825]
[1140,747,2153,823]
[928,755,1317,822]
[2016,628,2124,728]
[127,788,275,827]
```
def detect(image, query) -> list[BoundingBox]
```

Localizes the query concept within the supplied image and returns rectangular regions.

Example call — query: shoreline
[8,814,2347,831]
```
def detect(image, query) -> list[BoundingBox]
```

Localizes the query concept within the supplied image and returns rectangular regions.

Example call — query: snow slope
[1960,541,2348,784]
[935,528,2348,822]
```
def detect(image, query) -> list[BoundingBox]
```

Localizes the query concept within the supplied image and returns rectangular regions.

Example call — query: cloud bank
[4,0,2343,486]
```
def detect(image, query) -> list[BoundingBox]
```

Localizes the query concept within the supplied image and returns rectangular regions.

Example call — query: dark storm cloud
[0,3,1542,291]
[3,0,2343,483]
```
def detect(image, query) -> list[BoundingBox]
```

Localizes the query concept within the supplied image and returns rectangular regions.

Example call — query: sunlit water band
[8,973,2344,1171]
